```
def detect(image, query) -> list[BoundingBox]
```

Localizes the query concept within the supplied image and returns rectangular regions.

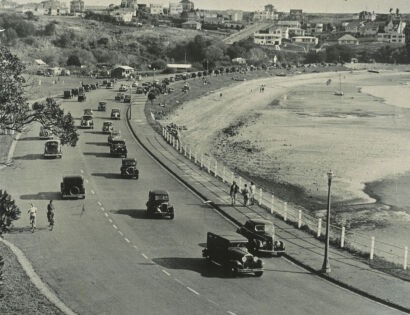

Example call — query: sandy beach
[163,70,410,248]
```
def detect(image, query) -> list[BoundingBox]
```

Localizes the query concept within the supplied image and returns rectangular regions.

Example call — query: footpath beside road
[127,95,410,313]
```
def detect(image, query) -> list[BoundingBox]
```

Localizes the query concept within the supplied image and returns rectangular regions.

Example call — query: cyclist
[27,203,37,232]
[47,200,55,231]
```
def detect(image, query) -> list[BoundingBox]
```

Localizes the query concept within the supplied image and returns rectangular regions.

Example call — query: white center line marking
[100,207,105,211]
[174,278,184,285]
[80,169,84,174]
[162,269,171,276]
[187,287,200,295]
[133,245,138,249]
[142,253,148,259]
[118,231,124,236]
[85,179,89,183]
[113,225,118,229]
[207,299,219,306]
[91,190,95,194]
[124,238,130,243]
[108,219,113,223]
[227,312,238,315]
[97,202,102,206]
[104,213,108,217]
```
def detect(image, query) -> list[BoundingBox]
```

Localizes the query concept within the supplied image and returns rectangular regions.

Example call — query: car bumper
[61,193,85,199]
[44,153,62,158]
[236,268,263,274]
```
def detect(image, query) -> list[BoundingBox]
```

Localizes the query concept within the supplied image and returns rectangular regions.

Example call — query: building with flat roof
[150,3,163,15]
[70,0,84,14]
[169,2,183,15]
[292,36,318,45]
[254,33,282,46]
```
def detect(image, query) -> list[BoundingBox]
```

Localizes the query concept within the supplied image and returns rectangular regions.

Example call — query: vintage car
[43,139,62,158]
[111,108,121,120]
[136,87,145,94]
[98,101,107,111]
[110,140,127,157]
[108,129,121,144]
[80,115,94,129]
[146,190,174,219]
[90,84,97,90]
[71,88,79,96]
[202,232,264,277]
[61,175,85,199]
[78,93,86,102]
[124,95,131,103]
[102,121,114,134]
[115,93,124,101]
[39,126,53,139]
[237,219,285,256]
[106,82,113,89]
[119,85,128,92]
[83,108,94,116]
[132,81,139,87]
[64,90,72,99]
[83,84,90,92]
[120,158,139,179]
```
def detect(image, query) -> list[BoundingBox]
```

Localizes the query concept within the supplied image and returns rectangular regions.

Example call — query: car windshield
[63,177,83,185]
[123,160,136,166]
[255,224,274,234]
[111,130,120,135]
[82,116,92,121]
[112,109,120,113]
[103,122,112,126]
[154,194,169,201]
[112,140,125,145]
[230,242,247,248]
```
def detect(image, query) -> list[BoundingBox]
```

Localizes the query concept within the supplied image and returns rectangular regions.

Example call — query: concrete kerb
[1,238,77,315]
[132,104,410,314]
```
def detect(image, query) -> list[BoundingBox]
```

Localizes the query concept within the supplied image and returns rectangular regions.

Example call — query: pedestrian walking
[250,182,256,205]
[242,184,250,206]
[230,181,239,205]
[47,200,55,231]
[27,203,37,232]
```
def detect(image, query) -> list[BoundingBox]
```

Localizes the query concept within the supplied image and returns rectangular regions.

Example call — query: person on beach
[242,184,250,206]
[230,181,239,205]
[250,182,256,205]
[47,200,55,231]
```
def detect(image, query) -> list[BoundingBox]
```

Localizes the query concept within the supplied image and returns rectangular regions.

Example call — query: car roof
[63,175,83,180]
[150,190,168,195]
[103,121,112,124]
[247,218,273,226]
[112,108,120,111]
[123,158,136,162]
[82,115,93,119]
[209,232,248,242]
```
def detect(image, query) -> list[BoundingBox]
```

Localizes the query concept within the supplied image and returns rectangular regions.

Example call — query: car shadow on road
[20,191,61,200]
[13,154,44,160]
[113,209,149,219]
[91,173,123,179]
[18,136,40,141]
[84,131,103,135]
[86,142,109,147]
[7,226,49,234]
[153,257,229,278]
[83,152,112,158]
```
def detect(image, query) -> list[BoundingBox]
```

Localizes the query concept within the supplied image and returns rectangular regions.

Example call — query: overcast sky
[15,0,410,13]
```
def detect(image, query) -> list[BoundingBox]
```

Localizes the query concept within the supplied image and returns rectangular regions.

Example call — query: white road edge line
[124,238,130,243]
[113,225,118,229]
[186,287,200,295]
[162,269,171,276]
[142,253,148,259]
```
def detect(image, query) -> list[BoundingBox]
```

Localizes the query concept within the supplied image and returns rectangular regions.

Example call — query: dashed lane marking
[113,225,118,229]
[97,201,102,206]
[142,253,148,259]
[118,231,124,236]
[162,269,171,276]
[124,238,130,243]
[104,213,108,217]
[187,287,200,296]
[91,190,95,194]
[207,299,219,306]
[174,278,184,285]
[108,219,113,223]
[227,312,238,315]
[133,245,138,249]
[85,179,89,183]
[100,207,105,211]
[80,169,84,174]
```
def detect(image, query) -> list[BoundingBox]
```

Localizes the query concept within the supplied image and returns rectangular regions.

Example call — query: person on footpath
[230,181,239,205]
[47,200,55,231]
[27,203,37,232]
[242,184,250,206]
[250,182,256,205]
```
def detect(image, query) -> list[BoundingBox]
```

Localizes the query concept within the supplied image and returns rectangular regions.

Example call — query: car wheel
[255,271,263,277]
[70,186,80,195]
[169,213,174,220]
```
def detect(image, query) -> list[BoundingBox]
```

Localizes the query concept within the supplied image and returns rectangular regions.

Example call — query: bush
[67,55,81,67]
[44,22,56,36]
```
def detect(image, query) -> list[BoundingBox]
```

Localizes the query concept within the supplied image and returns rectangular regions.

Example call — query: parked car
[237,219,285,256]
[146,190,174,219]
[83,108,93,116]
[43,139,62,159]
[119,85,128,92]
[108,129,121,144]
[61,176,85,199]
[78,93,86,102]
[71,88,79,96]
[80,115,94,129]
[106,82,113,89]
[111,108,121,120]
[202,232,264,277]
[110,139,127,158]
[102,121,113,134]
[90,84,97,90]
[132,81,139,87]
[98,101,106,111]
[39,126,53,139]
[124,95,131,103]
[136,87,145,94]
[115,93,124,101]
[120,158,139,179]
[83,84,90,92]
[64,90,72,99]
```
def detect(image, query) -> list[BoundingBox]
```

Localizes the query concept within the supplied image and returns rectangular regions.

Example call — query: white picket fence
[163,127,409,270]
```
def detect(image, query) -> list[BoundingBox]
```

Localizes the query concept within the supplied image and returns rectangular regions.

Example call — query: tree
[24,11,35,20]
[0,190,20,235]
[4,28,18,43]
[0,47,78,146]
[67,54,81,67]
[44,22,56,36]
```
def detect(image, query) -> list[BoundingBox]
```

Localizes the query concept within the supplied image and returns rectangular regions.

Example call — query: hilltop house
[182,20,201,30]
[338,34,359,45]
[377,19,406,44]
[345,21,364,33]
[359,11,376,21]
[70,0,84,14]
[292,36,318,45]
[111,66,134,78]
[254,33,282,46]
[150,3,163,15]
[359,22,379,36]
[169,2,183,15]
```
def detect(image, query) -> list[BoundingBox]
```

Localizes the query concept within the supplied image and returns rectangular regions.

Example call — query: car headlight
[242,256,247,263]
[253,256,259,263]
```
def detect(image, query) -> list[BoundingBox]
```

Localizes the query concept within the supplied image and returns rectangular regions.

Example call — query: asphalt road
[0,82,404,315]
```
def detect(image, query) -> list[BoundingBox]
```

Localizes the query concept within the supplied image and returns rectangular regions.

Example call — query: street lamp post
[322,170,333,273]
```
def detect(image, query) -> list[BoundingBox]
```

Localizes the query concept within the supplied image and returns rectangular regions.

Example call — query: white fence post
[194,151,197,164]
[239,177,242,189]
[184,145,187,157]
[162,127,165,137]
[270,194,274,214]
[189,147,192,160]
[172,137,175,148]
[370,236,375,260]
[341,226,345,248]
[200,154,204,168]
[317,218,322,237]
[222,166,225,182]
[404,246,408,270]
[176,140,179,151]
[259,188,262,206]
[231,172,234,184]
[284,202,287,221]
[298,210,302,228]
[207,158,211,173]
[215,160,218,177]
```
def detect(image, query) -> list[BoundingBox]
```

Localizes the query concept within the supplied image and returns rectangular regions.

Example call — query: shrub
[67,55,81,67]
